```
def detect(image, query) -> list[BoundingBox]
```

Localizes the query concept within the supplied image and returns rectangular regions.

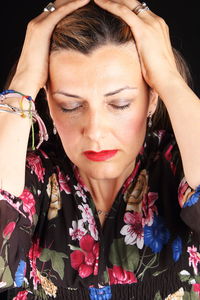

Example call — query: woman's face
[47,43,157,180]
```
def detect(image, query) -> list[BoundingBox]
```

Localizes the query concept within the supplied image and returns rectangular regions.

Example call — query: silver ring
[133,2,150,15]
[43,2,56,13]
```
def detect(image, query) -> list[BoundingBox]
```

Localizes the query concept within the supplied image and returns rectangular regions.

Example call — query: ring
[43,2,56,12]
[132,2,150,15]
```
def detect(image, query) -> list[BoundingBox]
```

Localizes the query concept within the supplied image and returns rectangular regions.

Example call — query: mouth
[83,150,118,161]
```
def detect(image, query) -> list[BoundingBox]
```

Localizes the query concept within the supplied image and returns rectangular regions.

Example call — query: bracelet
[0,89,34,102]
[0,89,35,118]
[0,103,35,116]
[0,102,48,150]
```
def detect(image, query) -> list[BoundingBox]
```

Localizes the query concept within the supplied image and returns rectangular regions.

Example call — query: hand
[9,0,90,99]
[93,0,181,92]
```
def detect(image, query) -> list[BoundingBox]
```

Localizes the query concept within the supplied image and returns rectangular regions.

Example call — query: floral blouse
[0,130,200,300]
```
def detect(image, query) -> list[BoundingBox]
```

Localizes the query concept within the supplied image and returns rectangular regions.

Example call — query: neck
[79,163,135,212]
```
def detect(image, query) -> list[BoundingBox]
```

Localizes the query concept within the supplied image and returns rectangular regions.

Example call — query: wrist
[1,89,35,110]
[157,74,192,107]
[9,77,41,100]
[154,71,188,99]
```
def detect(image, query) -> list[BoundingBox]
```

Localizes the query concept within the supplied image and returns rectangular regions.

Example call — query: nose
[82,110,107,142]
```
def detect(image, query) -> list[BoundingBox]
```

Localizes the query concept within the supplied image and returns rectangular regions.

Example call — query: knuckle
[107,1,125,12]
[150,16,164,29]
[155,16,166,26]
[27,20,39,31]
[120,5,128,14]
[57,0,79,11]
[27,19,36,28]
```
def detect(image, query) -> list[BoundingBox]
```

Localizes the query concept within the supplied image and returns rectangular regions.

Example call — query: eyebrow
[52,86,137,99]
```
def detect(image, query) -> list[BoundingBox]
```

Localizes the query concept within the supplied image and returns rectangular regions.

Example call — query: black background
[0,0,200,95]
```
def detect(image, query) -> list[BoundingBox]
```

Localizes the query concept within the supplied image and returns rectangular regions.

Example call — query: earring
[53,123,57,135]
[148,112,152,128]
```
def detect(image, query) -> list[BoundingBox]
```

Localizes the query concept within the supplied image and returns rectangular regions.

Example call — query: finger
[94,0,143,36]
[107,0,141,11]
[31,0,90,28]
[100,0,171,53]
[108,0,158,23]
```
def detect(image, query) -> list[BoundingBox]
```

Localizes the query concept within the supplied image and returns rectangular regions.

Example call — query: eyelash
[61,106,82,113]
[61,103,130,113]
[110,103,130,110]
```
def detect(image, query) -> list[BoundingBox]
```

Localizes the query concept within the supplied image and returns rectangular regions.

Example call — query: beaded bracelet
[0,90,48,150]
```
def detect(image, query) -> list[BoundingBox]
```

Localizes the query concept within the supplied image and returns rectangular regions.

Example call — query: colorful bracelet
[0,90,48,150]
[0,89,34,102]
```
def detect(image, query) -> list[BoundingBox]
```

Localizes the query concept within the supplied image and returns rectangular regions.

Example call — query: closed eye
[110,103,131,110]
[61,104,82,113]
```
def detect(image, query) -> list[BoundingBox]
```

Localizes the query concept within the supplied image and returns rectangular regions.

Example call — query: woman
[0,0,200,299]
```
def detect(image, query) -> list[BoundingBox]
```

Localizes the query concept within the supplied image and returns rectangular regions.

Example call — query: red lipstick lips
[83,150,118,161]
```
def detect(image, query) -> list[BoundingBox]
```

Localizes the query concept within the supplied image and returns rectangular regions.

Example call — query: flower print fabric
[70,234,99,278]
[0,130,200,300]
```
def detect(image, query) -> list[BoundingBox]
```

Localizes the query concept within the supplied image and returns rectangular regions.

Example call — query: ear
[148,88,159,116]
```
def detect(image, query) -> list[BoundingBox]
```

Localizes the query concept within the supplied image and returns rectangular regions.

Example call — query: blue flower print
[144,215,170,253]
[183,184,200,208]
[172,236,182,262]
[14,260,26,287]
[89,286,112,300]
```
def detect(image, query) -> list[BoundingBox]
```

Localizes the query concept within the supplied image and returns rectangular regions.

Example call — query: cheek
[56,119,80,145]
[117,112,147,145]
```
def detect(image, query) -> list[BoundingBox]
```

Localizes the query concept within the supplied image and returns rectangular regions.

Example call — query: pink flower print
[0,190,24,217]
[26,152,45,182]
[142,192,158,226]
[3,221,16,240]
[78,204,93,222]
[78,204,98,240]
[70,234,99,278]
[74,183,87,202]
[39,149,49,159]
[108,265,137,285]
[164,144,176,175]
[73,166,88,191]
[187,245,200,275]
[88,222,99,241]
[19,189,36,223]
[178,178,194,208]
[57,167,71,194]
[69,220,87,241]
[13,290,28,300]
[28,238,41,261]
[193,283,200,296]
[70,250,85,270]
[92,243,99,276]
[28,239,41,290]
[120,212,144,249]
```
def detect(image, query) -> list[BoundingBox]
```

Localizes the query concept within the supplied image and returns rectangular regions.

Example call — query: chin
[79,162,127,180]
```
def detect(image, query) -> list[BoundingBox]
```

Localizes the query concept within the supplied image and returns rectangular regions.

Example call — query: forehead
[49,43,142,88]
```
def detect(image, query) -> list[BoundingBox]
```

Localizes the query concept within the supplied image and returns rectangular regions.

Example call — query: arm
[156,73,200,190]
[0,0,90,197]
[94,0,200,189]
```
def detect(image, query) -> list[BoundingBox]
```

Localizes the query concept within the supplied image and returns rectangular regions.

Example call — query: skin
[46,43,158,217]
